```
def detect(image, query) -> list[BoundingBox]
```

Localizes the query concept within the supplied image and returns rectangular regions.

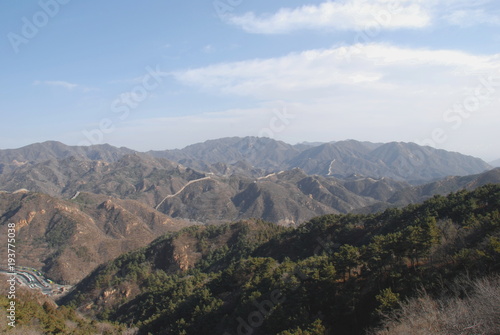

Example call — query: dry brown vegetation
[0,191,192,284]
[371,275,500,335]
[0,275,136,334]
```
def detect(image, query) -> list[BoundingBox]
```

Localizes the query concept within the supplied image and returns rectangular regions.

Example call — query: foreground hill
[0,278,131,334]
[61,184,500,334]
[0,191,192,284]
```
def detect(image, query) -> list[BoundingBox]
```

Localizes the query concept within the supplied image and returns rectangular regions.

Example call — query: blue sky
[1,0,499,161]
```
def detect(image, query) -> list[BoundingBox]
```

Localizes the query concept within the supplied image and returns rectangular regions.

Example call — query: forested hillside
[60,184,500,335]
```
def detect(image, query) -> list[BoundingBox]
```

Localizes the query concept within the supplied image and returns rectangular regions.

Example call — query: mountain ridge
[0,139,497,226]
[0,137,492,184]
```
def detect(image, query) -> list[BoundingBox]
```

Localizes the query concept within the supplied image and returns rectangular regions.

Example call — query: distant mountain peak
[1,137,492,185]
[489,158,500,167]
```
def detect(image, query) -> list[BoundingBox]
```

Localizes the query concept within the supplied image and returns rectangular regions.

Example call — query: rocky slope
[0,154,204,204]
[0,153,413,225]
[0,191,192,284]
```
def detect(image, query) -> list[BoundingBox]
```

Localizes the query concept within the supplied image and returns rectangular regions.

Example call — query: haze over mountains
[489,158,500,167]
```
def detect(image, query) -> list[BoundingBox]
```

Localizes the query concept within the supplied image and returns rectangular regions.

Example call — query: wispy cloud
[173,43,500,99]
[226,0,431,34]
[203,44,215,53]
[225,0,500,34]
[160,43,500,159]
[100,87,500,160]
[33,80,95,92]
[444,8,500,26]
[34,80,78,90]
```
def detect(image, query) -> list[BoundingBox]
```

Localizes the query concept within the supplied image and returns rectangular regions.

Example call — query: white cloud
[226,0,500,34]
[174,47,382,99]
[173,43,500,99]
[444,8,500,26]
[109,43,500,159]
[33,80,95,92]
[33,80,79,90]
[203,44,215,53]
[227,0,431,34]
[100,88,500,161]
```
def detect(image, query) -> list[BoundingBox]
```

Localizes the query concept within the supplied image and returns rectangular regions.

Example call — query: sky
[1,0,499,161]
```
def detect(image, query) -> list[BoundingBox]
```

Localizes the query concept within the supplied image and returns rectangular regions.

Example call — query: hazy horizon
[1,136,499,164]
[1,1,499,161]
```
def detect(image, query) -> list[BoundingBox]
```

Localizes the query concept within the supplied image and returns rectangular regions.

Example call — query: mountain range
[2,137,492,183]
[151,137,491,184]
[0,138,495,222]
[0,137,498,284]
[1,137,499,334]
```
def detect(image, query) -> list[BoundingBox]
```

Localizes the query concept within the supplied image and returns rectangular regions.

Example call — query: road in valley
[0,266,71,296]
